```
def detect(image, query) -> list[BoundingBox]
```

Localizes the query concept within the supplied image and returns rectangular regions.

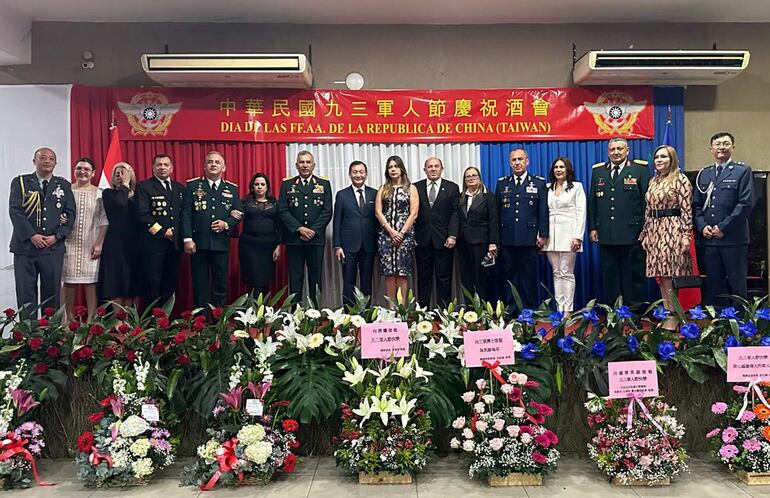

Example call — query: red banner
[109,86,654,143]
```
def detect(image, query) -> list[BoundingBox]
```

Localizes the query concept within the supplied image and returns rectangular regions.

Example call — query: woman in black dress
[238,173,283,297]
[99,162,140,306]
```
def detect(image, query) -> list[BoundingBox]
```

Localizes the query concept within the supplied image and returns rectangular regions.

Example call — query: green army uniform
[587,159,651,306]
[181,177,243,308]
[277,174,332,305]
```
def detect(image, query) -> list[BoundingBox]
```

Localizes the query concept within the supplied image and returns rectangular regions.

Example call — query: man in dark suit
[413,157,459,308]
[333,160,378,307]
[277,150,333,306]
[136,153,184,308]
[495,148,548,311]
[9,147,76,312]
[181,151,242,308]
[588,137,650,307]
[693,131,754,306]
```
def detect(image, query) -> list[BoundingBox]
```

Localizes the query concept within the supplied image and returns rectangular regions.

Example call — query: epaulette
[224,180,238,187]
[316,175,329,180]
[535,175,545,181]
[186,177,200,183]
[282,176,295,181]
[735,161,745,165]
[592,162,606,169]
[633,159,648,166]
[498,176,508,181]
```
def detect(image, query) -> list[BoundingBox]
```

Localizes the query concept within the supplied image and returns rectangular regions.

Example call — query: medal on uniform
[624,177,637,185]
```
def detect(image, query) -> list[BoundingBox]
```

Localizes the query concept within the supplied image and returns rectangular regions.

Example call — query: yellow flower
[308,333,324,349]
[233,329,249,338]
[416,321,433,334]
[463,311,479,323]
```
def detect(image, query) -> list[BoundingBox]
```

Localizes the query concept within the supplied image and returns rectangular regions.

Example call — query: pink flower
[475,420,488,432]
[531,452,547,465]
[734,385,749,394]
[506,425,520,437]
[719,444,739,459]
[743,439,762,452]
[489,438,504,451]
[706,428,722,438]
[741,411,757,423]
[722,427,738,443]
[493,419,505,431]
[711,402,728,414]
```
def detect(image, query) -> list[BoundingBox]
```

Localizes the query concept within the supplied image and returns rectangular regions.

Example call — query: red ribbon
[88,446,114,468]
[481,360,506,385]
[0,432,55,486]
[200,438,244,491]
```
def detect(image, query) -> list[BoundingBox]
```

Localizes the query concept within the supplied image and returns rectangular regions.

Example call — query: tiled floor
[12,454,770,497]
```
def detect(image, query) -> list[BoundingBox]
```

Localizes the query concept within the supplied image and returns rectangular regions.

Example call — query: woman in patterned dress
[62,158,108,320]
[639,145,693,329]
[375,155,419,303]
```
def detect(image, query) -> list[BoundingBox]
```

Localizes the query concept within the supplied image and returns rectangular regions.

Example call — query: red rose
[115,309,127,321]
[43,306,55,317]
[192,319,205,332]
[89,324,104,336]
[87,411,104,424]
[100,394,117,408]
[288,440,300,449]
[4,308,16,318]
[282,453,297,473]
[531,452,547,465]
[68,320,80,332]
[415,408,425,417]
[157,317,170,329]
[28,337,43,350]
[34,362,48,375]
[127,350,137,362]
[152,342,166,354]
[152,307,166,318]
[96,307,106,317]
[208,342,219,353]
[77,432,94,453]
[12,330,23,342]
[46,345,60,358]
[181,311,192,320]
[174,332,187,345]
[74,305,88,317]
[78,346,94,361]
[9,350,21,360]
[211,307,224,319]
[282,419,299,432]
[116,323,129,334]
[131,327,143,337]
[103,346,116,360]
[177,353,190,365]
[37,318,49,327]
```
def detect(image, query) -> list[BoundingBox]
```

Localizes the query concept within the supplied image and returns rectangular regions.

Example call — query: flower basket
[611,476,670,486]
[734,469,770,486]
[358,471,413,485]
[488,473,543,486]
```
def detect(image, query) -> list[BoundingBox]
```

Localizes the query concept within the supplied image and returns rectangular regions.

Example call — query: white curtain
[0,85,72,314]
[285,143,481,308]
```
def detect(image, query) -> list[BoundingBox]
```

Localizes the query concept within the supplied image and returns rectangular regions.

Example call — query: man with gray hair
[588,137,650,307]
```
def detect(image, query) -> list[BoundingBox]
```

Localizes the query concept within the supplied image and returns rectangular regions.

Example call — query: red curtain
[70,85,288,312]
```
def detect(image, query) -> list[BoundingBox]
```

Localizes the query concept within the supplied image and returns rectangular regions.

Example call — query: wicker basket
[734,469,770,485]
[611,476,670,486]
[358,471,413,484]
[488,473,543,486]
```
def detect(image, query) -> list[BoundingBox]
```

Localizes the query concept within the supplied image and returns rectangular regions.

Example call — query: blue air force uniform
[495,173,548,309]
[693,159,754,305]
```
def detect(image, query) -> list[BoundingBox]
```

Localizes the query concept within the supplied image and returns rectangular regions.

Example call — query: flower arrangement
[451,367,559,482]
[585,394,688,485]
[333,355,433,478]
[0,361,51,489]
[75,355,176,487]
[181,353,300,489]
[707,382,770,474]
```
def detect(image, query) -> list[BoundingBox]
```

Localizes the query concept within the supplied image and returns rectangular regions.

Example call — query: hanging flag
[99,125,122,189]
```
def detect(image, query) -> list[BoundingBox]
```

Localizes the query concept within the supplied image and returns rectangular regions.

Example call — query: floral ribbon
[200,438,244,491]
[625,392,666,434]
[0,432,55,486]
[481,360,506,384]
[736,378,770,421]
[88,446,114,468]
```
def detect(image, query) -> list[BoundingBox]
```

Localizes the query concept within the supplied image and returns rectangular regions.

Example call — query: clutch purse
[481,253,496,268]
[672,275,702,289]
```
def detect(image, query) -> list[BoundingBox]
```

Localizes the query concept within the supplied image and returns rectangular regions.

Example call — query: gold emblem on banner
[117,91,182,136]
[584,91,647,136]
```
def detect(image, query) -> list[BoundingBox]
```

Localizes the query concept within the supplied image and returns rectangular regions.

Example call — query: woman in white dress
[543,157,586,314]
[62,158,108,320]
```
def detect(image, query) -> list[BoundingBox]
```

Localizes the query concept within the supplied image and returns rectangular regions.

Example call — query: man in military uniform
[588,137,650,307]
[136,153,185,308]
[693,131,754,306]
[495,148,548,311]
[278,150,332,306]
[9,147,76,312]
[181,151,242,308]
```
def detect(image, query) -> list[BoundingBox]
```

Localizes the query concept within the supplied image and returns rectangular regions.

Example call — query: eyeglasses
[464,174,479,179]
[712,141,733,148]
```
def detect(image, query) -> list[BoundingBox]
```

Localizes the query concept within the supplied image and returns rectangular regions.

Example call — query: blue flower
[591,341,606,358]
[657,341,676,361]
[758,307,770,321]
[680,322,701,341]
[761,336,770,347]
[520,342,539,360]
[653,305,671,321]
[537,327,548,339]
[615,305,633,319]
[627,336,639,354]
[689,305,707,320]
[720,307,739,320]
[724,336,740,351]
[518,309,535,325]
[582,308,600,324]
[548,311,564,327]
[739,321,758,338]
[557,336,575,354]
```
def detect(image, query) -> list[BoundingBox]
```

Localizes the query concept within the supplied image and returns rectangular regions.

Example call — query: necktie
[211,181,218,191]
[357,188,365,210]
[515,176,521,188]
[611,165,619,181]
[429,182,437,207]
[716,165,723,179]
[164,180,171,191]
[41,179,49,195]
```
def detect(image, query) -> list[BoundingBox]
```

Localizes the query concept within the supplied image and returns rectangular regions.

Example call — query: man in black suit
[9,147,76,312]
[136,153,184,308]
[333,160,378,307]
[414,157,460,308]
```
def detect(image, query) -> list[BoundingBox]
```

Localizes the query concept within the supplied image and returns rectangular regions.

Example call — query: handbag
[672,275,702,289]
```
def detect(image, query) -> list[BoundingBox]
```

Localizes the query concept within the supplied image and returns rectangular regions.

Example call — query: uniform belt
[651,208,681,218]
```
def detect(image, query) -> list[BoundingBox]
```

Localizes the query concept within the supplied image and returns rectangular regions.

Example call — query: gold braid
[19,176,42,227]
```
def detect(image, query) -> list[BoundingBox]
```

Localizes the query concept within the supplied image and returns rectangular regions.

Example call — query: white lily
[392,396,417,427]
[295,333,309,353]
[439,321,462,343]
[455,344,466,365]
[425,337,449,359]
[374,307,396,323]
[350,315,366,328]
[372,364,391,385]
[254,337,279,362]
[325,331,354,351]
[263,306,279,323]
[352,397,375,425]
[342,358,369,386]
[323,308,350,328]
[277,320,298,343]
[414,362,434,380]
[370,393,399,426]
[235,307,257,327]
[394,356,414,379]
[293,305,305,322]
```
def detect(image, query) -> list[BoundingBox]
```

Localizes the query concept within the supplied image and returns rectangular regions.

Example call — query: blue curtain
[479,87,684,308]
